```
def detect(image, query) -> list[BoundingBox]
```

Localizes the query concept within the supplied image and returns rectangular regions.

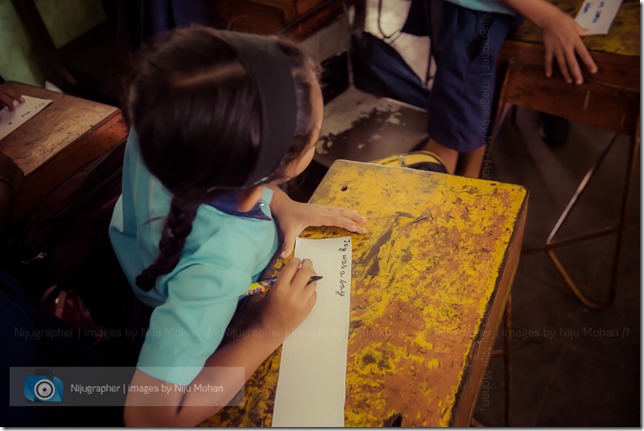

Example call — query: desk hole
[341,185,348,191]
[384,413,403,427]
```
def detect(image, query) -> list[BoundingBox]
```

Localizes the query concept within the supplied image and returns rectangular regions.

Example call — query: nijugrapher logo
[24,370,63,403]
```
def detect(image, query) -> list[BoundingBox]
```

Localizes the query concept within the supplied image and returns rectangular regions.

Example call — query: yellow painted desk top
[202,160,528,427]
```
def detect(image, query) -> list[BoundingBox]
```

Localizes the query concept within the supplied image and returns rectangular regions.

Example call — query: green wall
[0,0,105,86]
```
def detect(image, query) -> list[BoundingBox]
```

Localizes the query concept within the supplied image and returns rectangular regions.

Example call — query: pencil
[240,275,323,298]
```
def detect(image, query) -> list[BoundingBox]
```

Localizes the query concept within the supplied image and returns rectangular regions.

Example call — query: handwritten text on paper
[272,236,352,427]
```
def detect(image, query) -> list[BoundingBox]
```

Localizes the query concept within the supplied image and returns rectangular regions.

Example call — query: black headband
[220,31,297,187]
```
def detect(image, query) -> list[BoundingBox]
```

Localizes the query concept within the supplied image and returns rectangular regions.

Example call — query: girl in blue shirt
[109,26,367,426]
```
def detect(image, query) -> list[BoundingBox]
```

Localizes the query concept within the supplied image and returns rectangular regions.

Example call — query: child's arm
[124,258,318,426]
[502,0,597,84]
[268,186,368,258]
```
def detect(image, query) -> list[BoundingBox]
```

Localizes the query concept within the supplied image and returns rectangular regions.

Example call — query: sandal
[370,150,448,174]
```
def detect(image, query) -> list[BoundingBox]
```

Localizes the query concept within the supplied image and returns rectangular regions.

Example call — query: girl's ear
[236,186,264,212]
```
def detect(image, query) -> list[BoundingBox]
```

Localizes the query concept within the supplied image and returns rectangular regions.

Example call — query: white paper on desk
[272,236,352,427]
[575,0,623,35]
[0,96,52,141]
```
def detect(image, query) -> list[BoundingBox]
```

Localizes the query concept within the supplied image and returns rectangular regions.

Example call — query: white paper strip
[272,237,352,427]
[0,96,52,141]
[575,0,623,35]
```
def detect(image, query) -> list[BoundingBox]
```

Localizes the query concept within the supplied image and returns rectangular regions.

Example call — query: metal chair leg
[523,131,639,310]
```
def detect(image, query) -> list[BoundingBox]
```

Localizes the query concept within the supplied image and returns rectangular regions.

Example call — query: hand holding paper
[0,95,52,141]
[267,186,367,258]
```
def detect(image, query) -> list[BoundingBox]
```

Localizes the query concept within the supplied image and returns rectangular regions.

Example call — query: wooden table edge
[450,193,529,426]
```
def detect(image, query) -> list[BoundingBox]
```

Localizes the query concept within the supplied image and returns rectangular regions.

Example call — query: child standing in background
[108,26,367,426]
[403,0,598,177]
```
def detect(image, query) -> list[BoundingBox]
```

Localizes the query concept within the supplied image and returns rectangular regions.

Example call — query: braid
[127,28,320,292]
[136,197,200,291]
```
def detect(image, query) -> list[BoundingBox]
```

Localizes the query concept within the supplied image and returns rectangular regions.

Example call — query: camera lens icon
[35,379,55,400]
[24,374,63,403]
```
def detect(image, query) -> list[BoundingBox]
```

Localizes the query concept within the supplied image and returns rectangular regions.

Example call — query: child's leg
[425,138,458,174]
[459,146,487,178]
[421,2,522,176]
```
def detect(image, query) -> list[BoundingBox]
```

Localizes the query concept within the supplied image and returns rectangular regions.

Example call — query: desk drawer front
[501,64,640,135]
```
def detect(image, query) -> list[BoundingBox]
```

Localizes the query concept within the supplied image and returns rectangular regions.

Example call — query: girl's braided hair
[126,26,319,291]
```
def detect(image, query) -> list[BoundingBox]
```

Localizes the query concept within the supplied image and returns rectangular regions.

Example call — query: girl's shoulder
[186,204,278,272]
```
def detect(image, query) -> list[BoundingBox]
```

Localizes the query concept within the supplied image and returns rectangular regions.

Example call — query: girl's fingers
[339,211,368,232]
[276,205,367,260]
[280,230,298,258]
[332,215,368,234]
[544,61,552,78]
[544,44,554,78]
[555,50,572,83]
[299,207,368,233]
[291,259,316,288]
[338,208,367,223]
[0,93,15,111]
[4,86,23,102]
[565,48,583,84]
[322,214,367,234]
[575,41,597,73]
[277,257,301,283]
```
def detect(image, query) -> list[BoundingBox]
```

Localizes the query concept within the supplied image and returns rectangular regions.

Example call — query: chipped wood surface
[202,160,528,427]
[498,63,639,134]
[1,82,127,221]
[314,87,428,168]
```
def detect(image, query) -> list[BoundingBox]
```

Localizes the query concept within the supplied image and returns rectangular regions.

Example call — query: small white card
[0,95,53,141]
[575,0,623,35]
[272,236,352,427]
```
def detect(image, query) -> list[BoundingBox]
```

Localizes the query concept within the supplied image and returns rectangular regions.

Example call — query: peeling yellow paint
[202,161,527,427]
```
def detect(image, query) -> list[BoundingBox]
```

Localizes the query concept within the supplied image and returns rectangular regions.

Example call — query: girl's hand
[0,83,24,112]
[269,187,367,258]
[540,10,597,85]
[258,258,318,337]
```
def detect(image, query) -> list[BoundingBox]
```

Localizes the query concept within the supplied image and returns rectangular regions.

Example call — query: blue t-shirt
[109,132,279,385]
[444,0,515,15]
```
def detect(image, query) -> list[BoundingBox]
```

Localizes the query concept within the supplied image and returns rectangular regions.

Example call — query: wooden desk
[0,82,127,222]
[495,0,639,308]
[498,0,639,133]
[203,160,528,427]
[314,87,428,168]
